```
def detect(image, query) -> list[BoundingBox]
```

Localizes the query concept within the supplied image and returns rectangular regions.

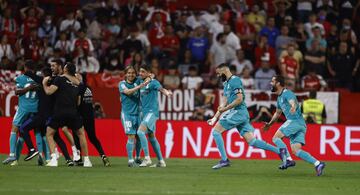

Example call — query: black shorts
[48,113,83,131]
[20,114,47,135]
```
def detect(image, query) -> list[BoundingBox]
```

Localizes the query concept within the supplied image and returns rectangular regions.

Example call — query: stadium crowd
[0,0,360,92]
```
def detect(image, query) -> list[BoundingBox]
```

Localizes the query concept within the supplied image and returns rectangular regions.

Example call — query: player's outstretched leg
[272,131,295,169]
[211,126,230,169]
[149,134,166,168]
[292,143,325,176]
[137,126,152,167]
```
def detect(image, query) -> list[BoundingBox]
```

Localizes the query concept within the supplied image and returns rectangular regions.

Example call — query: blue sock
[35,131,43,154]
[126,138,134,160]
[42,136,50,160]
[9,132,17,156]
[296,150,317,164]
[15,137,24,160]
[149,137,163,161]
[135,136,141,159]
[137,131,149,156]
[212,130,227,161]
[249,138,279,154]
[273,137,290,158]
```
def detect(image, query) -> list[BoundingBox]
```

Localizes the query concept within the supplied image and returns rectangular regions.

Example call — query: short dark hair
[216,33,226,42]
[41,67,52,77]
[309,90,317,99]
[216,63,229,69]
[140,64,151,72]
[24,60,35,70]
[188,66,197,71]
[273,75,285,87]
[51,59,64,69]
[65,62,76,76]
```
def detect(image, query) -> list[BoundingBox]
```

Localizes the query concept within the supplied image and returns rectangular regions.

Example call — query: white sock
[128,159,134,163]
[314,161,320,166]
[51,153,57,159]
[286,156,293,161]
[145,156,150,160]
[71,146,77,153]
[9,153,15,157]
[84,156,90,161]
[160,159,165,163]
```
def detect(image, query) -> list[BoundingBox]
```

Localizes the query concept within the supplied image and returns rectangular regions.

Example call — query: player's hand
[27,84,39,91]
[141,79,150,87]
[42,76,50,86]
[261,122,271,132]
[165,90,173,98]
[207,117,217,126]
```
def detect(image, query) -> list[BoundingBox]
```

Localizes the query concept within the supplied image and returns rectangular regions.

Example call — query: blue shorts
[279,120,307,145]
[13,109,35,127]
[121,113,140,135]
[219,109,254,136]
[140,113,158,132]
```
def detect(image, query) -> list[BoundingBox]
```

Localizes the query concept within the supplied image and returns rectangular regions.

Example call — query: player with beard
[262,75,325,176]
[207,63,282,169]
[43,62,92,167]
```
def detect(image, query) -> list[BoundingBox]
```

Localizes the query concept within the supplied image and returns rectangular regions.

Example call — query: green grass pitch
[1,155,359,195]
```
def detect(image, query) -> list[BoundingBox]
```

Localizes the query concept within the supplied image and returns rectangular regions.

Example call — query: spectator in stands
[0,56,12,70]
[274,0,292,29]
[37,14,56,46]
[301,90,327,124]
[301,67,327,91]
[129,52,145,71]
[338,29,356,54]
[187,25,209,65]
[200,4,219,29]
[186,11,202,30]
[306,26,327,52]
[240,66,255,89]
[259,17,280,48]
[47,48,65,64]
[161,25,180,59]
[304,39,326,76]
[280,44,300,90]
[148,12,166,58]
[174,11,191,62]
[304,13,325,38]
[327,41,357,89]
[209,33,231,72]
[254,35,277,69]
[0,35,14,62]
[163,65,180,90]
[21,7,40,38]
[293,22,307,53]
[178,50,198,77]
[255,54,276,91]
[87,16,103,40]
[275,25,294,56]
[120,27,143,64]
[134,23,151,56]
[106,16,121,37]
[236,12,256,60]
[181,65,203,90]
[60,10,81,40]
[224,23,241,62]
[145,2,171,25]
[74,54,100,73]
[150,58,164,82]
[0,8,18,44]
[21,28,42,62]
[340,18,358,46]
[246,4,266,32]
[103,56,123,74]
[54,31,71,59]
[120,0,141,26]
[279,42,303,70]
[20,0,44,19]
[230,49,253,75]
[39,37,53,62]
[317,9,331,37]
[96,0,119,19]
[71,29,95,58]
[327,24,339,55]
[297,0,313,23]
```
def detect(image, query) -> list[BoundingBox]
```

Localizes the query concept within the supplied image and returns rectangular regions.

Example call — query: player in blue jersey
[207,63,282,169]
[119,66,150,167]
[137,65,172,167]
[2,61,39,165]
[262,75,325,176]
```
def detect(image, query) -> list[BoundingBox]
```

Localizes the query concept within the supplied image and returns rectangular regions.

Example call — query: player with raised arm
[137,65,172,167]
[119,66,150,167]
[208,63,282,169]
[262,75,325,176]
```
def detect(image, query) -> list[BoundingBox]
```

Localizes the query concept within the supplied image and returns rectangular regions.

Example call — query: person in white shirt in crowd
[0,35,14,61]
[60,10,81,40]
[74,54,100,73]
[230,49,253,75]
[255,54,276,90]
[186,11,203,30]
[240,66,255,89]
[181,65,203,90]
[209,33,232,72]
[304,13,325,38]
[38,14,57,46]
[200,4,219,29]
[223,23,241,61]
[54,31,72,58]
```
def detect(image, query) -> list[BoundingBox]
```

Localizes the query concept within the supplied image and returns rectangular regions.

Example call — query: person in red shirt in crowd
[145,2,171,25]
[280,44,300,90]
[70,29,94,58]
[236,12,256,60]
[161,24,179,58]
[0,8,18,45]
[148,12,166,57]
[317,9,331,38]
[301,67,327,91]
[254,35,277,69]
[21,7,40,38]
[21,28,42,62]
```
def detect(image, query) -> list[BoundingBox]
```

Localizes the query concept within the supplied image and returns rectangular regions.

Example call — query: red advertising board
[0,117,359,161]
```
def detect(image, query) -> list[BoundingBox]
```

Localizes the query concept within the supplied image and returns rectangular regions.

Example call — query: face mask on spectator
[343,25,351,30]
[110,60,118,66]
[46,19,52,25]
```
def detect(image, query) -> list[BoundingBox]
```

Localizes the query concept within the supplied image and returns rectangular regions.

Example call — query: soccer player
[262,75,326,176]
[73,73,110,166]
[207,63,281,169]
[119,66,150,167]
[42,63,92,167]
[137,65,172,167]
[2,61,39,165]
